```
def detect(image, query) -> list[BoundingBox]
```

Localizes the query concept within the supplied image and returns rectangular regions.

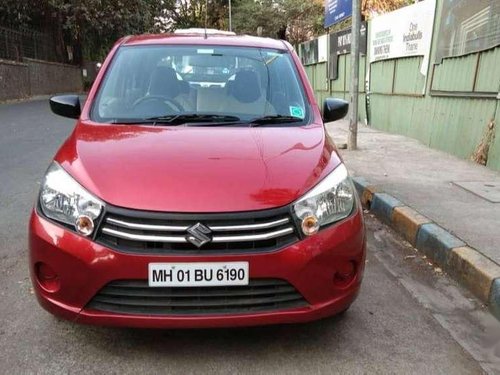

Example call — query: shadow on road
[52,312,349,357]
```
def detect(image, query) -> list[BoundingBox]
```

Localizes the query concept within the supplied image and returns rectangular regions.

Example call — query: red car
[29,31,365,328]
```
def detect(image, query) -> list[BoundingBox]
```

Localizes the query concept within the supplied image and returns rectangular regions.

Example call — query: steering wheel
[132,95,184,113]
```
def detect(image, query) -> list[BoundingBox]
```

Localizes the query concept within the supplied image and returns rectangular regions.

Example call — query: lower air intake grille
[87,279,308,316]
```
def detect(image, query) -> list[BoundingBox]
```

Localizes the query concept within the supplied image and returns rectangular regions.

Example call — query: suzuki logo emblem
[186,223,212,248]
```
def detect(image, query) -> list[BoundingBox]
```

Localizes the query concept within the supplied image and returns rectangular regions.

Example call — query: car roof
[121,33,289,51]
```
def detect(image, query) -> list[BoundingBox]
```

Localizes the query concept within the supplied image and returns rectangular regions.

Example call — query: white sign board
[318,35,328,63]
[369,0,436,75]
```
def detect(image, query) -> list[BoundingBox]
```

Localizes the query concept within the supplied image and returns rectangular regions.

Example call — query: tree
[232,0,281,39]
[285,0,324,45]
[1,0,165,63]
[362,0,415,19]
[0,0,41,28]
[48,0,164,62]
[328,0,415,33]
[0,0,417,65]
[232,0,324,45]
[157,0,233,32]
[231,0,416,43]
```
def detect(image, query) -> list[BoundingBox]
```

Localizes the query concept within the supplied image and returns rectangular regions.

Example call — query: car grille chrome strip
[104,216,290,232]
[101,226,294,243]
[211,227,294,242]
[101,227,188,243]
[106,217,188,231]
[209,217,290,231]
[95,205,299,254]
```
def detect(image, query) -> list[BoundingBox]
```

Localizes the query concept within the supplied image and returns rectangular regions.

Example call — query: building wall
[26,58,83,96]
[0,59,30,101]
[0,58,83,101]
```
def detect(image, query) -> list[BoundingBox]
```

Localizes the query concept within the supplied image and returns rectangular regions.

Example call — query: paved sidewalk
[326,120,500,319]
[327,119,500,266]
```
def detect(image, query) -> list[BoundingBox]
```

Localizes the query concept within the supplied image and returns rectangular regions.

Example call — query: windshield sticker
[289,106,305,119]
[197,49,214,54]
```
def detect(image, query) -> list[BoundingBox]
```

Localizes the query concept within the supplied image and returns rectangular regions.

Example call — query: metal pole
[229,0,232,32]
[204,0,208,39]
[348,0,361,150]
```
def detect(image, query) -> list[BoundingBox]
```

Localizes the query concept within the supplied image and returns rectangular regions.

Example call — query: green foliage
[362,0,415,19]
[232,0,282,39]
[0,0,163,62]
[0,0,417,65]
[232,0,324,45]
[48,0,164,61]
[157,0,233,32]
[285,0,324,44]
[0,0,49,29]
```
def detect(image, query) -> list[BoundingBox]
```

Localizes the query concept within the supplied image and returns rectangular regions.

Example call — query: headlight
[293,164,355,236]
[39,162,104,236]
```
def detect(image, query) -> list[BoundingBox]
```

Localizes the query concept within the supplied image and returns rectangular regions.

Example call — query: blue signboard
[324,0,352,28]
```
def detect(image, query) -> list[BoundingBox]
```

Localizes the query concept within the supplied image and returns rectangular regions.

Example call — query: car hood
[56,123,341,212]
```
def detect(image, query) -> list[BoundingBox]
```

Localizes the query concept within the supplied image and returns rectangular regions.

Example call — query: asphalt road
[0,98,499,374]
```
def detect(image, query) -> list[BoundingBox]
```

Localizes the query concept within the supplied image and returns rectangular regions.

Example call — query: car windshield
[91,45,309,125]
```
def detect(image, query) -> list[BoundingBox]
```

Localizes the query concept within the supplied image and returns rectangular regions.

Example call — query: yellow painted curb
[448,247,500,303]
[391,206,431,246]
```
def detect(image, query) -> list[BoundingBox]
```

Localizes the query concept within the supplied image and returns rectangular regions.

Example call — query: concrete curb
[353,176,500,321]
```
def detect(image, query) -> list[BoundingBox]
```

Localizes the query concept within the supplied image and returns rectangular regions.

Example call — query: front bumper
[29,208,366,328]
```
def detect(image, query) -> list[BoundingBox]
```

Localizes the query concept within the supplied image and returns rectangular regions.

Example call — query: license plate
[148,262,249,287]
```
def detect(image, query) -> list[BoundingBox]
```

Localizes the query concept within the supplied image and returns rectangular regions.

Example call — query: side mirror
[49,95,81,119]
[323,98,349,123]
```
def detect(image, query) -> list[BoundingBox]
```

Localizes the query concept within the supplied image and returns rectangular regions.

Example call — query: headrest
[229,70,262,103]
[149,66,180,98]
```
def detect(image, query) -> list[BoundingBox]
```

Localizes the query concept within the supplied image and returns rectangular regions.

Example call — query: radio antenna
[229,0,232,32]
[204,0,208,39]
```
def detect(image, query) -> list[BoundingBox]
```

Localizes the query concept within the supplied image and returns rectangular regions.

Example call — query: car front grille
[95,205,299,254]
[86,279,309,316]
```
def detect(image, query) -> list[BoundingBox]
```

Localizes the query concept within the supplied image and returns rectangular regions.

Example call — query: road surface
[0,98,499,374]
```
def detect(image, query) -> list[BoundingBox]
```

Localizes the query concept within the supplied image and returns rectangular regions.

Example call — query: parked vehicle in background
[29,30,365,328]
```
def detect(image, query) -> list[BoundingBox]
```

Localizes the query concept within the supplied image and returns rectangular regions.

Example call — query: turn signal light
[301,214,319,236]
[75,215,94,236]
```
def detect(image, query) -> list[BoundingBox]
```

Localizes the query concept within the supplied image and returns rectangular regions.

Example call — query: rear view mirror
[323,98,349,123]
[49,95,81,119]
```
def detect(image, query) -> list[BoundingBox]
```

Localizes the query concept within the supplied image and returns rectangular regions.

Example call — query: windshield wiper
[109,114,241,126]
[247,115,304,127]
[148,114,241,126]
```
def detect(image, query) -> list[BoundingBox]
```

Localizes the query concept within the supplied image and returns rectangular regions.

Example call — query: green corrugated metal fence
[301,0,500,172]
[304,55,367,122]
